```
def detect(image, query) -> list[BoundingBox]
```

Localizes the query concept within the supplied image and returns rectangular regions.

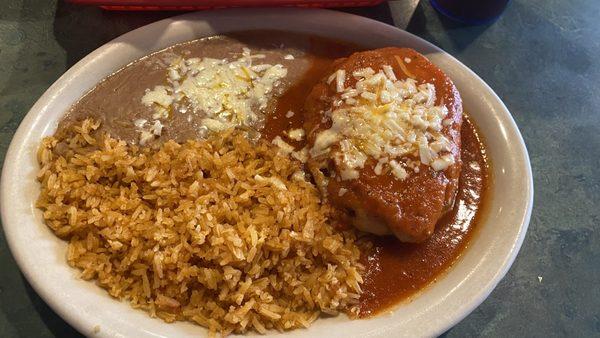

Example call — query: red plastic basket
[67,0,386,10]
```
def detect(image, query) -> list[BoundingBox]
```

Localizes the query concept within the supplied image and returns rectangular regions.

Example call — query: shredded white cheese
[150,120,163,136]
[374,157,388,175]
[340,168,359,180]
[141,49,289,136]
[134,119,147,128]
[310,65,455,181]
[139,131,154,145]
[389,159,408,180]
[287,128,305,141]
[272,135,308,163]
[135,119,163,145]
[272,136,295,156]
[141,85,173,108]
[201,118,234,132]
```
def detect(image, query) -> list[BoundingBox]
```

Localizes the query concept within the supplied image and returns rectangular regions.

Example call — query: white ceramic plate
[0,8,533,338]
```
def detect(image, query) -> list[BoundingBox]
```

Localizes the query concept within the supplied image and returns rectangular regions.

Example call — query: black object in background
[430,0,510,24]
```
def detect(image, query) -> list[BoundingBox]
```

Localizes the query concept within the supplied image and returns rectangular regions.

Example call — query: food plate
[0,8,533,338]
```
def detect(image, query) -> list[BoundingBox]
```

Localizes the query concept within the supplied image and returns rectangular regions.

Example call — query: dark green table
[1,0,598,336]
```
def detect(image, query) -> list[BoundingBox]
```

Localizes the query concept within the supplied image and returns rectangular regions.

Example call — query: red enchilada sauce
[264,36,489,317]
[358,116,488,316]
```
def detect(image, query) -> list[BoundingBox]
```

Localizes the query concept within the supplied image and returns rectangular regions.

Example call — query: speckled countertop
[0,0,598,337]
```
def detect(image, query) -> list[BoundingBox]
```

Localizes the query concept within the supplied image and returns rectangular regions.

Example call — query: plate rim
[0,8,533,338]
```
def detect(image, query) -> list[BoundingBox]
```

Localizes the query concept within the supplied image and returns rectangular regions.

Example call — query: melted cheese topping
[287,128,305,141]
[310,66,455,181]
[139,48,288,143]
[133,118,164,145]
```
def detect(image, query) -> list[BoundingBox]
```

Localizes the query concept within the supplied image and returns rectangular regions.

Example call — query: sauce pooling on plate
[358,115,488,316]
[58,31,490,316]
